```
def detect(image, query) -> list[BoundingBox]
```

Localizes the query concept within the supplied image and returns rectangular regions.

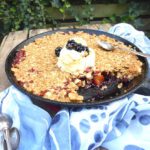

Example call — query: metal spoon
[0,131,5,150]
[0,114,20,150]
[0,114,12,150]
[97,40,150,58]
[10,127,20,150]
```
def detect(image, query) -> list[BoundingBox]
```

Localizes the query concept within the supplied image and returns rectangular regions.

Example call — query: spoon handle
[118,46,150,58]
[4,129,12,150]
[0,132,5,150]
[129,50,150,58]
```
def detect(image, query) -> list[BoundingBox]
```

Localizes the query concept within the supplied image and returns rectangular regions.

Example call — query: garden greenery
[0,0,94,37]
[0,0,148,37]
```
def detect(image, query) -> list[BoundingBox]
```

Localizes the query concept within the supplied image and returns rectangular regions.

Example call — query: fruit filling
[12,49,26,66]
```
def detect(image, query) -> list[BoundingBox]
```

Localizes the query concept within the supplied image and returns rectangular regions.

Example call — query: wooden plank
[75,24,100,30]
[0,30,28,91]
[45,4,128,20]
[29,28,52,38]
[75,23,112,31]
[53,26,74,30]
[0,35,8,53]
[53,22,111,31]
[98,24,112,31]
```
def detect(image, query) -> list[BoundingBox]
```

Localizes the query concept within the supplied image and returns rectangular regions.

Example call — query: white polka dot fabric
[0,23,150,150]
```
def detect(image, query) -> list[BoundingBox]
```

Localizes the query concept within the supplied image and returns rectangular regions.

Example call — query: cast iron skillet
[5,29,149,107]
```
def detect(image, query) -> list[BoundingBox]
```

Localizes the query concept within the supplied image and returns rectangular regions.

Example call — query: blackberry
[66,40,89,54]
[122,78,130,86]
[76,44,82,52]
[55,47,62,57]
[66,40,76,49]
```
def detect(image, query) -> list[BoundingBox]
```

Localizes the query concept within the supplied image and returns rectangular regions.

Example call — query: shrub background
[0,0,150,39]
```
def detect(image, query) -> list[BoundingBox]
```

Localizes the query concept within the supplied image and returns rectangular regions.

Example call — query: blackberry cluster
[66,40,89,53]
[55,47,62,57]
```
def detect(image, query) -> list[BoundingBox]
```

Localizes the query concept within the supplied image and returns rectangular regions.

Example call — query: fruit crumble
[11,31,143,102]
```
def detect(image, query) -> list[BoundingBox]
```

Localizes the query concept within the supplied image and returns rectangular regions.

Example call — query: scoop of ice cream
[57,37,95,74]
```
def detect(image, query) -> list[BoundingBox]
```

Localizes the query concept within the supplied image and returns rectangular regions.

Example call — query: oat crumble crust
[11,31,143,102]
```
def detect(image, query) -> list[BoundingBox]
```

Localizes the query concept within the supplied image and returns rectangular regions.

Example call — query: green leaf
[59,8,65,13]
[65,3,71,8]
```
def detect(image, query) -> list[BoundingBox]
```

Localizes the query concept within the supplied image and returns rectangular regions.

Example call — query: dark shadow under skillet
[5,29,149,108]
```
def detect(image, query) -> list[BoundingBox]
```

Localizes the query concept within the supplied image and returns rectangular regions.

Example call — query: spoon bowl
[0,114,12,131]
[97,40,150,58]
[0,114,20,150]
[97,41,114,51]
[0,114,13,150]
[10,127,20,150]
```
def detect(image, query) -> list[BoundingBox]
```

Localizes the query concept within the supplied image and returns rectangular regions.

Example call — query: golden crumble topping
[11,31,143,102]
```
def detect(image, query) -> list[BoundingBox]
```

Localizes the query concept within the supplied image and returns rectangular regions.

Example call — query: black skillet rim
[5,28,149,107]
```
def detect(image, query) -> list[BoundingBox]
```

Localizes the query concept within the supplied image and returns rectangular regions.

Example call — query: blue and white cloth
[0,23,150,150]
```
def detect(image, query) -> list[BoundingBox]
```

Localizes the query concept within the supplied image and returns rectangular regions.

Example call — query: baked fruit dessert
[11,31,143,102]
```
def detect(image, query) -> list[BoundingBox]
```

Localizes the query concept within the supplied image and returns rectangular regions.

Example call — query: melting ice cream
[57,37,95,74]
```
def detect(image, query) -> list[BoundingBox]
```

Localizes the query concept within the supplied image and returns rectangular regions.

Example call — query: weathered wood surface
[29,28,52,38]
[0,24,111,91]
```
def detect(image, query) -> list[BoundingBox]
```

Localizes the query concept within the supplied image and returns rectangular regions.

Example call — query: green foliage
[101,1,150,29]
[0,0,148,37]
[51,0,94,25]
[0,0,48,36]
[0,0,94,36]
[101,1,138,25]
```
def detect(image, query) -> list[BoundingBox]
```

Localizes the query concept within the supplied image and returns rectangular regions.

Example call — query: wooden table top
[1,24,149,93]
